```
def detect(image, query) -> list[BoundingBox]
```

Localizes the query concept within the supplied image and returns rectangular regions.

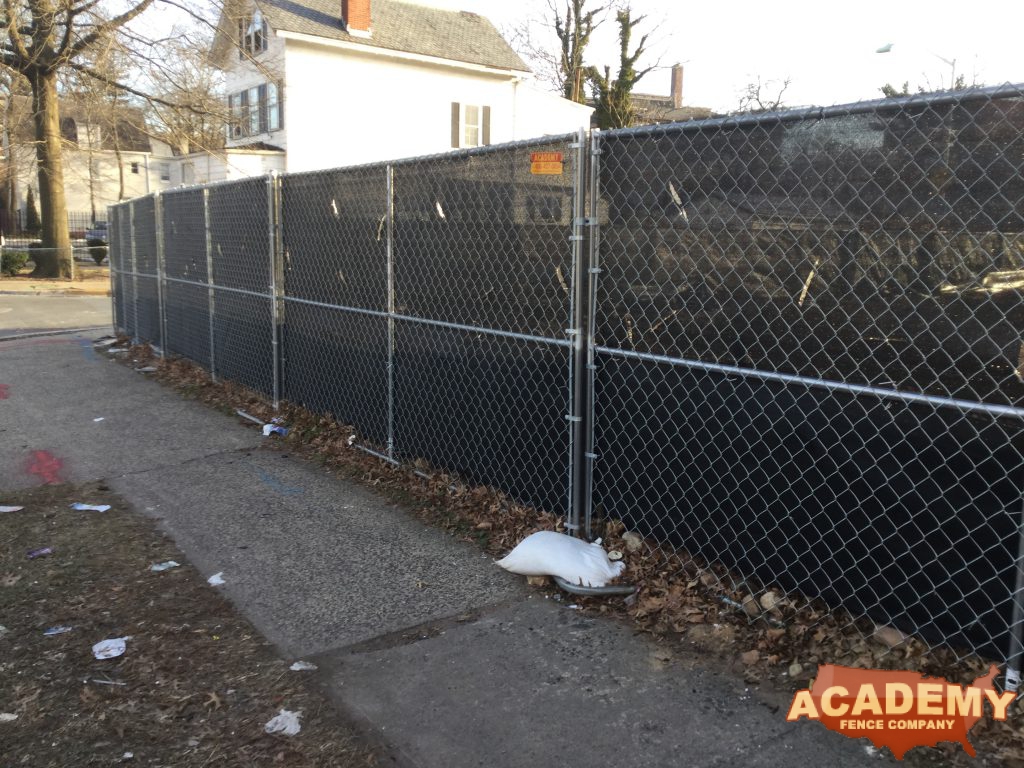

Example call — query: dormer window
[239,9,267,58]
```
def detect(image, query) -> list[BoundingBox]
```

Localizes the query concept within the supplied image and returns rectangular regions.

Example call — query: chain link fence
[109,85,1024,671]
[592,85,1024,669]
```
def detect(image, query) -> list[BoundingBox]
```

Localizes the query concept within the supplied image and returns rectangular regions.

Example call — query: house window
[228,83,282,139]
[464,105,480,147]
[239,9,267,58]
[450,103,490,148]
[159,162,171,182]
[266,83,280,131]
[130,162,140,174]
[248,86,261,135]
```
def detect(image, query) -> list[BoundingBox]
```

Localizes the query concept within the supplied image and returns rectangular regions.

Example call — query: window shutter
[258,84,268,133]
[482,106,491,145]
[451,102,460,148]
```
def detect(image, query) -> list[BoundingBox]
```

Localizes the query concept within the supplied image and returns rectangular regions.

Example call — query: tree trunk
[115,144,125,201]
[29,68,73,279]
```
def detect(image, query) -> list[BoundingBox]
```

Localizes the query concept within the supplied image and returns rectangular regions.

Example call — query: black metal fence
[1,210,98,240]
[109,86,1024,678]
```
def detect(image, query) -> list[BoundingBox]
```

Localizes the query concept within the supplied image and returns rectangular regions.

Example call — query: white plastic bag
[495,531,626,587]
[264,709,301,735]
[92,637,128,660]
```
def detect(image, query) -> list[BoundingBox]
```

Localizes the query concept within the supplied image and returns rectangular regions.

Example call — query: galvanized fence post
[203,187,216,382]
[129,200,138,342]
[268,172,284,410]
[566,127,588,537]
[1006,504,1024,692]
[386,163,396,461]
[582,129,602,543]
[154,192,166,357]
[108,206,118,334]
[120,228,127,335]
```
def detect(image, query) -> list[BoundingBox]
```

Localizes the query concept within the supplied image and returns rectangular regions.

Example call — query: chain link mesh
[161,187,211,369]
[115,202,136,338]
[107,88,1024,663]
[591,87,1024,661]
[130,196,161,345]
[108,205,127,333]
[207,178,275,396]
[391,140,578,515]
[280,165,391,445]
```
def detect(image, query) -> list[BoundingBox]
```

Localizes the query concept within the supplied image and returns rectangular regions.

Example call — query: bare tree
[587,7,655,129]
[60,40,141,216]
[506,0,604,101]
[555,0,604,103]
[0,1,158,278]
[0,68,33,225]
[504,15,563,94]
[735,76,791,114]
[143,27,226,157]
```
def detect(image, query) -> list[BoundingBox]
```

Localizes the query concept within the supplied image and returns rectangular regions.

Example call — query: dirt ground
[0,263,111,295]
[0,481,377,767]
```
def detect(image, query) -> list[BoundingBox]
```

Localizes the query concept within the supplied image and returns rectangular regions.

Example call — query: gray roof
[253,0,529,72]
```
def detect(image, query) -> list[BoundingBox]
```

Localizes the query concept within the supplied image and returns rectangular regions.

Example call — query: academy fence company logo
[786,664,1017,759]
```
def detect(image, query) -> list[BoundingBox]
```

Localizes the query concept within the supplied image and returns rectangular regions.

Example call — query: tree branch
[3,0,30,65]
[67,0,157,59]
[68,58,193,111]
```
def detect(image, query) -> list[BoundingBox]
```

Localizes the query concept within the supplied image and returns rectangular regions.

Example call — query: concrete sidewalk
[0,330,890,767]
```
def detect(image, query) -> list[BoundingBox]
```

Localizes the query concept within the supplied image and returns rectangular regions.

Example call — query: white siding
[512,83,593,141]
[12,147,170,220]
[217,3,592,174]
[281,40,592,173]
[169,151,286,186]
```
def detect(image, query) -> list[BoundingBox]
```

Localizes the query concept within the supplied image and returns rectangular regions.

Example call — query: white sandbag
[495,531,626,588]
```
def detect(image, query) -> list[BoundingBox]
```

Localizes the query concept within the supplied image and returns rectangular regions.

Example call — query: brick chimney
[671,64,684,109]
[342,0,371,36]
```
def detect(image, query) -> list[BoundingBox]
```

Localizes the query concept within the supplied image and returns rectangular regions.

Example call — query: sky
[419,0,1024,112]
[139,0,1024,113]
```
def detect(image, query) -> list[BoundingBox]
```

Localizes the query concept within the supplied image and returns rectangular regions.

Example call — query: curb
[0,326,112,342]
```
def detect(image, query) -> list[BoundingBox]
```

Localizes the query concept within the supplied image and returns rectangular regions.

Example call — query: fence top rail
[387,131,578,168]
[263,132,580,182]
[156,174,274,198]
[600,82,1024,141]
[110,132,581,208]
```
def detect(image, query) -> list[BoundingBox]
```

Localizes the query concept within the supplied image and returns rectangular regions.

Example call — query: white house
[212,0,593,172]
[169,144,286,187]
[2,97,176,226]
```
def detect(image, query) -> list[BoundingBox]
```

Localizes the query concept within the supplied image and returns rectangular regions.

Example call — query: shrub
[1,249,29,276]
[86,238,108,265]
[25,188,41,234]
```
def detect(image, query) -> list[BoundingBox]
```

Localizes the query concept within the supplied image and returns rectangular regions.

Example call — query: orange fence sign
[530,152,564,175]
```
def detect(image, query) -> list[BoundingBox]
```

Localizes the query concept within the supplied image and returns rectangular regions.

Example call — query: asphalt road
[0,294,111,339]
